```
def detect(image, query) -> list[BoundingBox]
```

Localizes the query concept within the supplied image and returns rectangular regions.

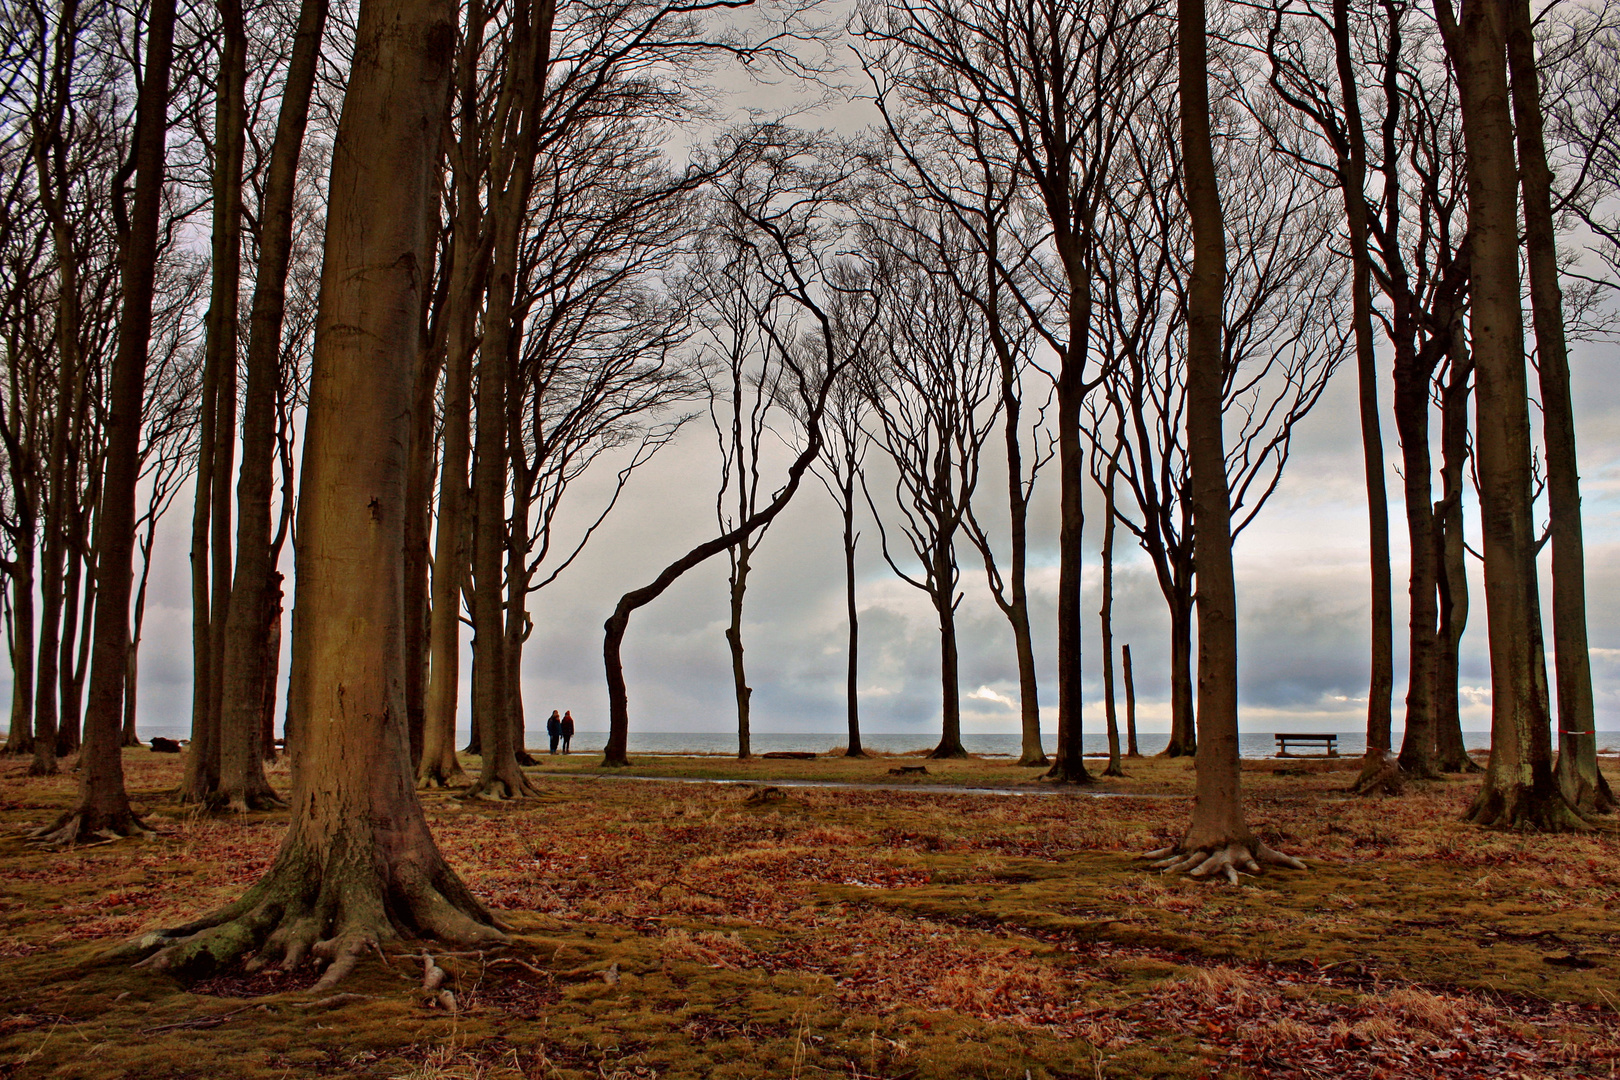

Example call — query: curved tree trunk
[1393,334,1441,780]
[1505,0,1612,816]
[726,557,753,760]
[1433,312,1478,773]
[130,0,503,972]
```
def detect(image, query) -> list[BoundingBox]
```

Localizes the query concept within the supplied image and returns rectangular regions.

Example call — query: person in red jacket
[560,711,575,754]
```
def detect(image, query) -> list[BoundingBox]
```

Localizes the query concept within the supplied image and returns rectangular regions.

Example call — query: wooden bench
[1274,733,1338,757]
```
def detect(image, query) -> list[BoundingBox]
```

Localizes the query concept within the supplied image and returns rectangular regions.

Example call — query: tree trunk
[1163,571,1196,757]
[131,0,503,972]
[1440,0,1582,831]
[1100,459,1123,777]
[998,316,1044,768]
[31,0,177,844]
[1149,0,1303,879]
[1048,271,1092,784]
[1123,643,1139,757]
[841,490,864,758]
[6,525,35,754]
[1433,312,1478,773]
[418,5,483,788]
[727,550,752,760]
[931,574,966,759]
[1393,329,1441,779]
[55,529,84,756]
[1327,0,1397,794]
[123,532,156,747]
[217,0,327,811]
[1505,0,1612,816]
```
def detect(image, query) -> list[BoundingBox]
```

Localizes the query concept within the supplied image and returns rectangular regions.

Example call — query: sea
[105,726,1620,759]
[525,730,1620,759]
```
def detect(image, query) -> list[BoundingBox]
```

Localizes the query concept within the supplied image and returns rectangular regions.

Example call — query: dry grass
[0,748,1617,1078]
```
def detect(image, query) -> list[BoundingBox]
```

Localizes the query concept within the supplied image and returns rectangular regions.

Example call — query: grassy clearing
[1,748,1618,1078]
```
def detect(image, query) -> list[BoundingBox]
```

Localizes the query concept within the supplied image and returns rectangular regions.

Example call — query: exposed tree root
[928,743,969,760]
[842,748,869,759]
[460,767,543,801]
[121,846,507,986]
[600,754,631,768]
[26,760,60,777]
[1145,840,1307,885]
[29,810,155,847]
[1350,751,1404,797]
[1558,768,1615,817]
[416,769,468,790]
[1438,752,1485,774]
[1044,761,1094,785]
[222,789,287,814]
[1464,784,1592,831]
[1018,753,1050,768]
[1103,762,1127,778]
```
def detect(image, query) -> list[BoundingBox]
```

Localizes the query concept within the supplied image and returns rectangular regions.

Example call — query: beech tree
[1435,0,1582,830]
[861,216,1001,760]
[1146,0,1306,881]
[133,0,508,978]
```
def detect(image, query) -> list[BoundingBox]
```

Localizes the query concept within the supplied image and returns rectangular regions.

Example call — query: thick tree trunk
[1100,461,1123,776]
[131,0,503,972]
[998,326,1044,768]
[1149,0,1303,880]
[123,535,155,746]
[1123,643,1139,757]
[1440,0,1582,831]
[31,0,177,845]
[841,493,864,758]
[1505,0,1612,816]
[217,0,327,811]
[931,575,966,760]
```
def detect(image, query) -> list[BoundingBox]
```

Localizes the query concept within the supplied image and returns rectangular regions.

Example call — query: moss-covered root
[29,808,154,847]
[121,858,508,986]
[1146,841,1308,885]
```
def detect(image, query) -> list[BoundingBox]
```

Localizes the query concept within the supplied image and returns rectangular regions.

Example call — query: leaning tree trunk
[1505,0,1612,816]
[1440,0,1582,831]
[217,0,327,812]
[130,0,505,975]
[31,0,177,845]
[1433,305,1479,773]
[1149,0,1304,880]
[1100,460,1123,777]
[123,529,157,746]
[995,317,1045,768]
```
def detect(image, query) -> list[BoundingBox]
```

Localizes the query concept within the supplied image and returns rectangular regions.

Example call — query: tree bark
[931,527,966,759]
[841,485,864,757]
[1326,0,1396,791]
[31,0,177,844]
[1505,0,1612,816]
[1433,309,1478,772]
[55,527,84,756]
[1149,0,1303,879]
[1163,569,1196,757]
[6,524,35,754]
[1439,0,1582,831]
[1123,643,1139,757]
[132,0,503,972]
[726,554,753,760]
[1100,459,1123,777]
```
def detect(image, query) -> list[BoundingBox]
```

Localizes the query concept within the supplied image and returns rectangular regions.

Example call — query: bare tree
[861,216,1001,760]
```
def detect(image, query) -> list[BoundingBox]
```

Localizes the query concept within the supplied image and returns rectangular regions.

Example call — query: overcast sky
[8,7,1619,746]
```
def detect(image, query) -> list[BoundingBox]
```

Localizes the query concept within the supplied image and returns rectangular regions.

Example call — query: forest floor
[0,748,1618,1079]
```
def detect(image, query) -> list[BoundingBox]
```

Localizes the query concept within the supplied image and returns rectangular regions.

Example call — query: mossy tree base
[125,835,506,987]
[1464,782,1591,831]
[1146,838,1307,885]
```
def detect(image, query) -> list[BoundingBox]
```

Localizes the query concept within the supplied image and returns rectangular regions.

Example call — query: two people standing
[545,710,575,754]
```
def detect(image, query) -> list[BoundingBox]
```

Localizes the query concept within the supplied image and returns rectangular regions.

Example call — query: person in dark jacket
[546,710,562,754]
[561,710,575,754]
